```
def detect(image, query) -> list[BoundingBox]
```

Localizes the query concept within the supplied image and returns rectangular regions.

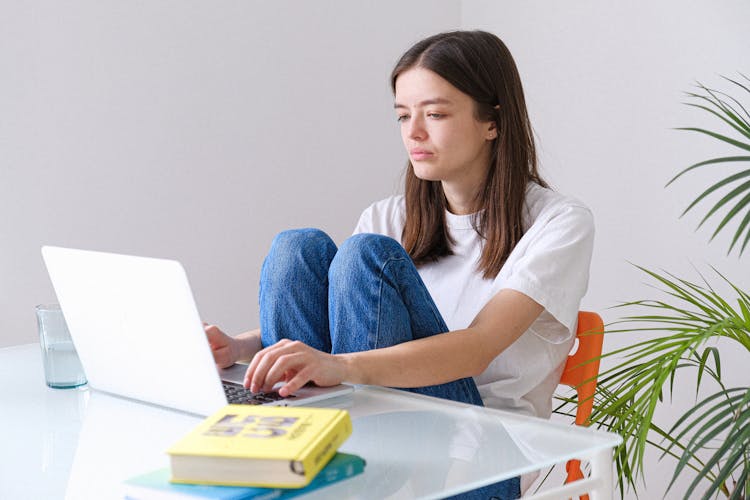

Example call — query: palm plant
[667,73,750,255]
[591,268,749,499]
[555,75,750,499]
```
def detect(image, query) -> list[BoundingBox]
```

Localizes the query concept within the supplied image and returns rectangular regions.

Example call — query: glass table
[1,343,620,499]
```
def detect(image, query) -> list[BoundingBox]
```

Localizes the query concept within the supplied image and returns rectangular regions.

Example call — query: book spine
[296,413,353,483]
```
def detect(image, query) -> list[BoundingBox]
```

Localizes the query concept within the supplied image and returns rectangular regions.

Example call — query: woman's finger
[281,368,315,397]
[263,352,307,393]
[245,341,291,391]
[246,349,275,392]
[244,341,276,388]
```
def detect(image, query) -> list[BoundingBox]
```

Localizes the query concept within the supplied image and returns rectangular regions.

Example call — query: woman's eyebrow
[394,97,454,109]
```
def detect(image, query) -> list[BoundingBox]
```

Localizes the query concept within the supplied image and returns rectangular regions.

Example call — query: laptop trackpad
[218,363,249,384]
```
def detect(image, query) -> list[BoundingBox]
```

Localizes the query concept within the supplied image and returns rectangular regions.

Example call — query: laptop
[41,246,353,416]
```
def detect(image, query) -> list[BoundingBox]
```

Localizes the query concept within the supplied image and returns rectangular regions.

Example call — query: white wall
[1,0,460,347]
[3,1,748,497]
[461,1,749,498]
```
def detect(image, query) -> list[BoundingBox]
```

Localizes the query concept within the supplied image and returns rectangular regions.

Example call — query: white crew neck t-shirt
[352,182,595,419]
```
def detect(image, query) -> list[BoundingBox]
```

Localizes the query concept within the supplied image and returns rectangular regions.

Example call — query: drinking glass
[36,304,87,389]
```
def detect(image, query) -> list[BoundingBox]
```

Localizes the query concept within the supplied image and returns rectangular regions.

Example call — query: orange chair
[559,311,605,500]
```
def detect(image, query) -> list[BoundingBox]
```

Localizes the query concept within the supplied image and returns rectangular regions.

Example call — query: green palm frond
[554,389,713,496]
[664,387,750,500]
[582,266,750,498]
[667,74,750,256]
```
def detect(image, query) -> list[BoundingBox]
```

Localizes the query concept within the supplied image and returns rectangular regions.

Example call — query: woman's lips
[410,149,434,161]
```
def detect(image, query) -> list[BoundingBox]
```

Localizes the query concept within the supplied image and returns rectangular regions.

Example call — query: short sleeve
[352,205,374,235]
[499,204,595,339]
[351,196,405,240]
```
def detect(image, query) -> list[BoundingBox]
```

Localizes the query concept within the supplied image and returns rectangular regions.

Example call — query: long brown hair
[391,30,547,279]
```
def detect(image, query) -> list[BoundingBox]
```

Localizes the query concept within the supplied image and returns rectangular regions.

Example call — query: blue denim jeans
[259,229,520,500]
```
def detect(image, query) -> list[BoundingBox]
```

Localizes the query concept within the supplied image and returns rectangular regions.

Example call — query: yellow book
[167,405,352,489]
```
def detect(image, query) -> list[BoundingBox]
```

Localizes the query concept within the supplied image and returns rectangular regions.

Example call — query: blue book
[123,452,365,500]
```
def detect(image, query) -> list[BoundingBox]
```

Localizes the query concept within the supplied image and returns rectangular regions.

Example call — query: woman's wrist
[234,329,262,363]
[336,352,366,385]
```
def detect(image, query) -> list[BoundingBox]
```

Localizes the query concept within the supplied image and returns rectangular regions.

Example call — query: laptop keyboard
[222,381,296,405]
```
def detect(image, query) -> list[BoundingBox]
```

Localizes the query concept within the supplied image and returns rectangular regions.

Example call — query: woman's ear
[486,122,498,140]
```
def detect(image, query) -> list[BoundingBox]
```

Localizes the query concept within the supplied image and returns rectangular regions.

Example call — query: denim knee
[263,229,337,289]
[268,228,337,265]
[329,233,407,283]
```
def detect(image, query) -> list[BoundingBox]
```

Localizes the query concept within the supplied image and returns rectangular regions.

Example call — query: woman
[205,30,594,499]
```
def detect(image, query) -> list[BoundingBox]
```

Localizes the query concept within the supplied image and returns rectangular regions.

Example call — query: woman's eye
[427,113,444,119]
[397,114,409,123]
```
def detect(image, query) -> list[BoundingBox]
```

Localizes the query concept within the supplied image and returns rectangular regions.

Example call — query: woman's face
[394,67,496,188]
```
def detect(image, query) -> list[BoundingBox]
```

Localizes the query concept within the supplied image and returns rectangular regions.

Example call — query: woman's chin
[412,165,444,182]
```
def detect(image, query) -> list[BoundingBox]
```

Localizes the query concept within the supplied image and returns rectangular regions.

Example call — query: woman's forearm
[337,289,543,388]
[337,328,488,387]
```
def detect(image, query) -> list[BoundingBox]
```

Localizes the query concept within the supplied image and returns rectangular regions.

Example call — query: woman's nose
[407,116,427,141]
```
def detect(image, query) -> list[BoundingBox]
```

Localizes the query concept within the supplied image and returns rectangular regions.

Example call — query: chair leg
[565,459,589,500]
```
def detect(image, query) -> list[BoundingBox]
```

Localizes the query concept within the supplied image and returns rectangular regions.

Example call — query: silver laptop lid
[42,246,228,415]
[42,246,354,416]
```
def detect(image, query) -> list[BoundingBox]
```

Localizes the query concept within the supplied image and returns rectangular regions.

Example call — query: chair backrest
[560,311,604,426]
[560,311,604,494]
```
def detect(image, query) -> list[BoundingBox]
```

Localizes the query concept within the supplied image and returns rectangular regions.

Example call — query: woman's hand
[203,323,241,368]
[244,339,349,397]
